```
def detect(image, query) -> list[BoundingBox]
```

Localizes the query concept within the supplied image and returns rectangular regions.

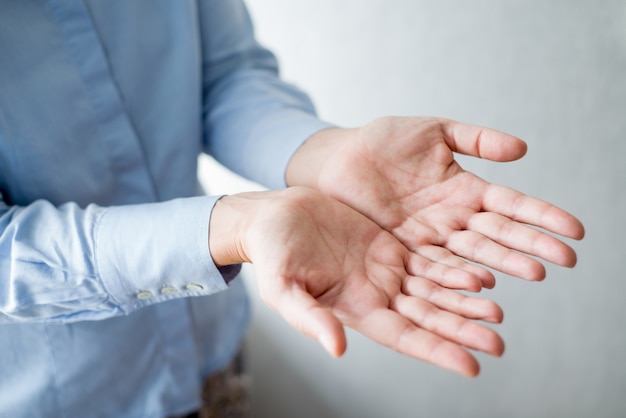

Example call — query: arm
[0,0,323,324]
[210,186,505,377]
[286,116,585,285]
[198,0,333,190]
[0,194,233,323]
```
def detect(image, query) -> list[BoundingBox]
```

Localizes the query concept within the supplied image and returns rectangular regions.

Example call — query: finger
[438,118,528,162]
[353,308,482,377]
[392,294,505,356]
[404,251,482,292]
[468,212,578,267]
[260,280,347,357]
[389,214,495,289]
[402,276,503,324]
[483,184,585,240]
[411,245,496,290]
[446,230,547,281]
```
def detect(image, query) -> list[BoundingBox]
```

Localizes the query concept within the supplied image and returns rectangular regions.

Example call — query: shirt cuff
[93,195,236,313]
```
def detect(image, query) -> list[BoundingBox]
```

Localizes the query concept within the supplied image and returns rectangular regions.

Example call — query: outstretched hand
[211,117,585,376]
[287,116,585,288]
[211,187,505,376]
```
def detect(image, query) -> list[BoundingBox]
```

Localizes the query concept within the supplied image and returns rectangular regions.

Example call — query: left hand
[218,187,505,377]
[286,116,585,287]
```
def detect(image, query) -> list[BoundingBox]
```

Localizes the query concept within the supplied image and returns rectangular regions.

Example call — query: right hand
[286,117,585,285]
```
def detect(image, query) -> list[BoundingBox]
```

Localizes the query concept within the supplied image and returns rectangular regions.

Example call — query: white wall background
[201,1,626,417]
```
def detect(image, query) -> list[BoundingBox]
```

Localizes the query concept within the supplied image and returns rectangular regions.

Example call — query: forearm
[199,0,333,190]
[0,196,232,323]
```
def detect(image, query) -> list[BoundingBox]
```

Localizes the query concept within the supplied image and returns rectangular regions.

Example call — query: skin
[210,187,504,377]
[209,116,585,377]
[287,116,585,285]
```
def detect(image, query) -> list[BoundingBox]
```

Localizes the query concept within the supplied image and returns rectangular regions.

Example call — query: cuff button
[160,286,178,295]
[185,283,204,292]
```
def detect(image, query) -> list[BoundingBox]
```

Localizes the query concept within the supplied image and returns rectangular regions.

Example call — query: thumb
[440,119,528,162]
[262,282,347,357]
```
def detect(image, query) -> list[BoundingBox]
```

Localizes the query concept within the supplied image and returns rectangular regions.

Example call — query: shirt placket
[47,0,158,205]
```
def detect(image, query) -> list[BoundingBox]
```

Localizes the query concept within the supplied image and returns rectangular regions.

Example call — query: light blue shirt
[0,1,330,416]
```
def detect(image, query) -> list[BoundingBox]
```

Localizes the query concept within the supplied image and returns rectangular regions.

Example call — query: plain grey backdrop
[200,1,626,417]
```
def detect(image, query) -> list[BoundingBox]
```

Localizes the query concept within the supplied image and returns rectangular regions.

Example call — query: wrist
[208,194,257,267]
[210,190,303,267]
[285,127,356,188]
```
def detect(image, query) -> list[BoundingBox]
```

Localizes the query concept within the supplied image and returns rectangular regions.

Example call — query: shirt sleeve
[199,0,334,190]
[0,194,237,323]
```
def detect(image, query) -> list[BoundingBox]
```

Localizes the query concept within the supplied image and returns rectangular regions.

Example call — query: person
[0,1,584,417]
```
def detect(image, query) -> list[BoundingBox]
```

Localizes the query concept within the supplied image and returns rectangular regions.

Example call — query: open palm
[242,187,504,376]
[301,117,585,286]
